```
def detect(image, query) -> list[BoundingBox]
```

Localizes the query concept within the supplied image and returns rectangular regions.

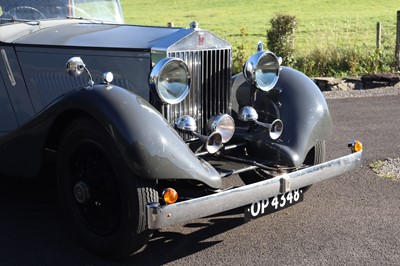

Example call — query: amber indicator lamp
[349,140,363,153]
[162,188,178,204]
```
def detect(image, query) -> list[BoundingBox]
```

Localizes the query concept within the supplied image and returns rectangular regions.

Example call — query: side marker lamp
[348,141,363,153]
[162,188,178,204]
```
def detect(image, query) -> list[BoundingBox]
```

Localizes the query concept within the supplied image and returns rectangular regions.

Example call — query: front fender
[231,67,332,167]
[79,85,222,189]
[0,85,222,188]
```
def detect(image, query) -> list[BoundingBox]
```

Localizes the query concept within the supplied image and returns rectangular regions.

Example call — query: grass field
[120,0,399,75]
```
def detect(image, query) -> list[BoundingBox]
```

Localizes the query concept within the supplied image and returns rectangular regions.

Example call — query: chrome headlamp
[149,58,190,104]
[243,51,280,92]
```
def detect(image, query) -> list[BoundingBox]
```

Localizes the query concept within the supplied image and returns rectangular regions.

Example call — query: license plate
[244,189,304,221]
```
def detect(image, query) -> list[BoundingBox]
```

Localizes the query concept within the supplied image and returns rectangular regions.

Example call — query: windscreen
[0,0,124,23]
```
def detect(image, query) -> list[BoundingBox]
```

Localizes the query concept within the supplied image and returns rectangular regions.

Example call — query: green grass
[121,0,398,53]
[1,0,397,74]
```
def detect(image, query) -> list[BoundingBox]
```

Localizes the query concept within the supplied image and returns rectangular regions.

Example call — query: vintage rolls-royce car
[0,0,362,259]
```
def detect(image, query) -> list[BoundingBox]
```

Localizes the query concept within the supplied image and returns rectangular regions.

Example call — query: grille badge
[198,33,205,46]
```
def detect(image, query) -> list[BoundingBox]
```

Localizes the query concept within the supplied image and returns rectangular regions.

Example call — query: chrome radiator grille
[162,48,232,140]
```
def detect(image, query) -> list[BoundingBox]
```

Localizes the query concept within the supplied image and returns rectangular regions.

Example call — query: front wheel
[57,117,158,259]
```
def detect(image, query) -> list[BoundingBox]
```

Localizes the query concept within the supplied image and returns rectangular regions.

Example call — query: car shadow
[0,172,245,265]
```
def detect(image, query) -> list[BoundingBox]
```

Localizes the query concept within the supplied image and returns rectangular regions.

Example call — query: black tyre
[299,141,326,192]
[240,141,326,188]
[303,140,326,167]
[57,117,158,259]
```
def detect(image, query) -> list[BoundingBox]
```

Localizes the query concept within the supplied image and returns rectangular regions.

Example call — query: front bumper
[147,150,362,229]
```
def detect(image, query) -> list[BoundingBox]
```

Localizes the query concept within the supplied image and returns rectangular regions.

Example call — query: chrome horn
[176,115,223,154]
[238,106,283,140]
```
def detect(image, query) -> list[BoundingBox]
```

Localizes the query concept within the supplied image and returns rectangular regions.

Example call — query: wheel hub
[74,181,90,204]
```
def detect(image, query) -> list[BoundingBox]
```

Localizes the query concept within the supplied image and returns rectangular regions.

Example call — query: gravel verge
[323,84,400,181]
[323,85,400,99]
[369,158,400,181]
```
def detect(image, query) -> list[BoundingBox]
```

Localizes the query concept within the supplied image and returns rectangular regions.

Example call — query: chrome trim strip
[147,151,362,229]
[1,49,16,86]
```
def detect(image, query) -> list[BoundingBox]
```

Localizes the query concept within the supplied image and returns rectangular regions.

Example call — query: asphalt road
[1,94,399,266]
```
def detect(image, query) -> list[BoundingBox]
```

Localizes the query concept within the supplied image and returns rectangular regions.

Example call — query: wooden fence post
[376,22,381,49]
[396,11,400,70]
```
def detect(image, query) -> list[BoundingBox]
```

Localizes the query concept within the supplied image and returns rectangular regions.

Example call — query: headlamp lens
[150,58,190,104]
[244,51,280,92]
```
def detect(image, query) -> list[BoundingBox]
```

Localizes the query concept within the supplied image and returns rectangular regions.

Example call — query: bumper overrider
[147,149,362,229]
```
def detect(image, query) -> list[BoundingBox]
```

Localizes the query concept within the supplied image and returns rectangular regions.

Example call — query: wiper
[66,16,105,23]
[0,17,40,25]
[66,16,85,20]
